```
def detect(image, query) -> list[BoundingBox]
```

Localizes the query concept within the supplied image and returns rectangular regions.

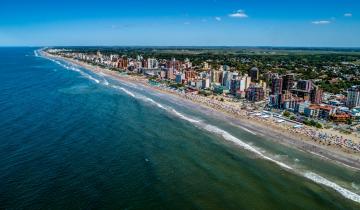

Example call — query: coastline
[40,50,360,170]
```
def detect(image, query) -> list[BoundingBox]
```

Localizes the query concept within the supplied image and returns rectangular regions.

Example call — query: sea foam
[304,172,360,203]
[48,58,101,84]
[111,85,136,98]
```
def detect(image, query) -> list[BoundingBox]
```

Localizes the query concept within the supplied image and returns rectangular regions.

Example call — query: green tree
[316,123,323,129]
[283,111,291,117]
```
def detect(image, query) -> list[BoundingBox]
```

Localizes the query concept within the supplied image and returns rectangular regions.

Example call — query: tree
[309,120,317,127]
[316,123,323,129]
[283,111,291,117]
[346,118,353,125]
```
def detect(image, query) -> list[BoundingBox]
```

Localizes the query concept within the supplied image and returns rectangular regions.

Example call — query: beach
[41,50,360,170]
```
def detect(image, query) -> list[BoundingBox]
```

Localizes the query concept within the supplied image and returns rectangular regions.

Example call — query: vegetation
[283,111,291,117]
[303,118,323,129]
[199,90,212,97]
[170,83,184,89]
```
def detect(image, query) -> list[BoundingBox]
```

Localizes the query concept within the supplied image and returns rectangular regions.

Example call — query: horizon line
[1,45,360,49]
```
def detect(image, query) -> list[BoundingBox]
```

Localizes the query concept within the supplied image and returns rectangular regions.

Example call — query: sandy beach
[41,51,360,170]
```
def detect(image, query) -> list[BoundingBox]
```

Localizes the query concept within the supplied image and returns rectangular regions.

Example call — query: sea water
[0,48,360,209]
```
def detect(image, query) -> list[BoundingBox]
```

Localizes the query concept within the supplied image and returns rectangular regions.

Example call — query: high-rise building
[249,67,259,82]
[167,58,182,71]
[142,59,148,69]
[222,71,234,89]
[222,71,229,86]
[96,50,102,58]
[282,74,294,91]
[347,86,360,108]
[185,70,196,80]
[239,77,246,92]
[147,58,158,69]
[297,80,312,92]
[230,79,240,95]
[166,68,175,80]
[271,76,283,95]
[117,58,128,69]
[202,78,210,89]
[246,85,265,102]
[203,62,209,70]
[211,70,222,84]
[310,85,323,104]
[269,94,282,108]
[223,65,230,72]
[243,74,252,90]
[175,73,185,84]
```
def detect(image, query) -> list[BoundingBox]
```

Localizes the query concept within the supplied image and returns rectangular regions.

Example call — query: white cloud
[311,20,331,25]
[215,17,221,21]
[229,10,248,18]
[344,13,352,17]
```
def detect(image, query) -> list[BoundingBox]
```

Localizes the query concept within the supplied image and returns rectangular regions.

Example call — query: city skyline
[1,0,360,47]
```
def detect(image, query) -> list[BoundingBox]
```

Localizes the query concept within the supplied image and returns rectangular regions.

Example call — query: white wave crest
[69,66,100,83]
[110,86,292,171]
[85,75,100,84]
[48,59,100,84]
[120,88,135,97]
[111,85,136,98]
[236,125,257,135]
[304,172,360,203]
[171,108,201,123]
[203,124,293,170]
[138,96,166,109]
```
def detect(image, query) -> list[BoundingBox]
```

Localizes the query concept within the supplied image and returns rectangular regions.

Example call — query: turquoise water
[0,48,360,209]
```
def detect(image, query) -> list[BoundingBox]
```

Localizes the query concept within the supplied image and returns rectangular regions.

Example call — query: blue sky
[0,0,359,47]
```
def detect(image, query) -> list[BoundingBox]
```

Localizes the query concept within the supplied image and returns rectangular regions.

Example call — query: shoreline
[41,50,360,170]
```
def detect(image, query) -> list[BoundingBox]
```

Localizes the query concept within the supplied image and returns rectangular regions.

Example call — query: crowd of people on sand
[147,83,360,153]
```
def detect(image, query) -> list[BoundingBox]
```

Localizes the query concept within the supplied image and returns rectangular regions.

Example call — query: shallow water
[0,48,359,209]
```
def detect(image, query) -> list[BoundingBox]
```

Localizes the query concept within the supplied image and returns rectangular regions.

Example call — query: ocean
[0,47,360,209]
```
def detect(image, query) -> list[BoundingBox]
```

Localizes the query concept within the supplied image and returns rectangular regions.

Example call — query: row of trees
[283,111,323,128]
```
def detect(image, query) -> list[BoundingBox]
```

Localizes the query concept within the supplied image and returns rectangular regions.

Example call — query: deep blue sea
[0,48,360,209]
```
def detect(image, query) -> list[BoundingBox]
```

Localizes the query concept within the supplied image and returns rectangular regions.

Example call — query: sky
[0,0,360,47]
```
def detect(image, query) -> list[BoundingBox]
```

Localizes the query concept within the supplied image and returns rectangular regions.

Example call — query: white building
[202,78,210,89]
[347,86,360,108]
[147,58,158,69]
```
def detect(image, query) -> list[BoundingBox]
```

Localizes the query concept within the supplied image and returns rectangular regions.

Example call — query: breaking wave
[235,124,257,135]
[113,86,292,170]
[111,85,136,98]
[304,172,360,203]
[46,57,100,84]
